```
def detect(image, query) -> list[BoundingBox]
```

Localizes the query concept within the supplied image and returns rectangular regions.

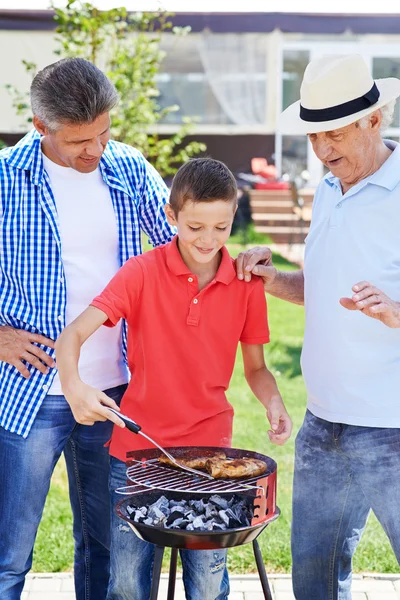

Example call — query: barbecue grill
[116,446,279,600]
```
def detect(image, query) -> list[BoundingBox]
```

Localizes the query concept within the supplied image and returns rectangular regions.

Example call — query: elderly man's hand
[340,281,400,328]
[236,246,277,285]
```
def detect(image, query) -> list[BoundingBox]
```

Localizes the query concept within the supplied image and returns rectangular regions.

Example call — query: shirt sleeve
[138,155,176,247]
[91,257,144,327]
[240,278,270,344]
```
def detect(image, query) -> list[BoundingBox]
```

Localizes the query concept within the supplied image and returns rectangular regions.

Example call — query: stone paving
[21,572,400,599]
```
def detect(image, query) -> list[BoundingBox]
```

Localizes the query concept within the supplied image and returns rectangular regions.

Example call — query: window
[282,50,309,111]
[372,57,400,128]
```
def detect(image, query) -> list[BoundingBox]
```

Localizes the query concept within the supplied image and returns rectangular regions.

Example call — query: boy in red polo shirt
[56,158,291,600]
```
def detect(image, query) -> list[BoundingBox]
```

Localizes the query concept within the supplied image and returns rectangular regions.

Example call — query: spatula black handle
[108,408,141,434]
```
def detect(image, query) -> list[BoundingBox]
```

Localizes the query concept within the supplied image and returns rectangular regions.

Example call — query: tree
[8,1,206,177]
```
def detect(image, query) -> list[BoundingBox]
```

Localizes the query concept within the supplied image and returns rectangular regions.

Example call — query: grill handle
[108,408,141,434]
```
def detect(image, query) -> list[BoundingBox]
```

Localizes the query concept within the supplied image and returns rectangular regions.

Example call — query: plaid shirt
[0,130,174,438]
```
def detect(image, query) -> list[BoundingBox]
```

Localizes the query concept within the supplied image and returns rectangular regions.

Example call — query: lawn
[32,244,399,574]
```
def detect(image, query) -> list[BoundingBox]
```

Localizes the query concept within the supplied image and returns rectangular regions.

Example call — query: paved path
[22,572,400,599]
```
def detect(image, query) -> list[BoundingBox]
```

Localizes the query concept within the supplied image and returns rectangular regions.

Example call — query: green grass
[32,244,399,574]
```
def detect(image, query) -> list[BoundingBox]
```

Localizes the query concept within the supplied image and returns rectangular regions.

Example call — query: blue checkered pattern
[0,130,174,437]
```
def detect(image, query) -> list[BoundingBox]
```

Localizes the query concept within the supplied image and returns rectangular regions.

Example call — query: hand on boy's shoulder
[235,246,277,286]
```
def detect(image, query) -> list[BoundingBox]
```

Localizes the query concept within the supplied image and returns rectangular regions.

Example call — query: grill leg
[150,545,164,600]
[253,539,273,600]
[167,548,178,600]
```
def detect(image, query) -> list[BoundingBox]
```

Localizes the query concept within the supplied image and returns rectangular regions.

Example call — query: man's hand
[64,380,126,428]
[266,395,292,446]
[340,281,400,328]
[236,246,277,286]
[0,325,55,378]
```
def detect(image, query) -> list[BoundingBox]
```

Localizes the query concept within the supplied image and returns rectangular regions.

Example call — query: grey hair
[30,58,119,131]
[358,99,396,131]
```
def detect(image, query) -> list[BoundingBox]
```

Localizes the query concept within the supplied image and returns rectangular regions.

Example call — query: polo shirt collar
[166,236,236,285]
[324,139,400,193]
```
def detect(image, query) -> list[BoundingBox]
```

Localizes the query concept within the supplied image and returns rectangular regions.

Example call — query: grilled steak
[158,451,226,470]
[205,457,267,479]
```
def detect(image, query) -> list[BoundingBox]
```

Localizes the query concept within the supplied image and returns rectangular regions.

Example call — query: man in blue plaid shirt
[0,58,174,600]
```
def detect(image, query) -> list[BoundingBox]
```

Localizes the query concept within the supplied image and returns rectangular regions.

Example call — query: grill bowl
[116,489,280,550]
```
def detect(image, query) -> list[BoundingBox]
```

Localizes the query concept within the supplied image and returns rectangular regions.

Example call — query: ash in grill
[126,494,253,531]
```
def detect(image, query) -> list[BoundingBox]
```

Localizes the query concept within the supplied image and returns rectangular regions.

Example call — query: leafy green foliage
[8,1,206,176]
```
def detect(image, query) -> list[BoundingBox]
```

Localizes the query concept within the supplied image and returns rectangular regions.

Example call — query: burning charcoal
[212,522,226,531]
[143,518,153,526]
[186,523,195,531]
[210,495,229,510]
[152,495,170,516]
[218,510,230,526]
[169,499,187,509]
[166,511,187,527]
[192,516,205,530]
[148,506,167,524]
[185,511,196,522]
[166,517,185,529]
[169,504,186,514]
[189,499,206,514]
[205,504,218,519]
[126,505,135,516]
[134,509,147,523]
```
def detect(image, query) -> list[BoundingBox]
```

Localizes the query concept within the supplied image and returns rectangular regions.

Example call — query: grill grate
[116,458,267,495]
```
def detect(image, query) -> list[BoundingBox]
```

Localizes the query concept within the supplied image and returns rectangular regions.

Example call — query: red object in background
[251,157,289,189]
[251,157,278,179]
[254,181,290,190]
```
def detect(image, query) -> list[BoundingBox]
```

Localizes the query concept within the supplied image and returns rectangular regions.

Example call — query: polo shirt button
[193,298,198,304]
[188,277,193,282]
[337,202,343,208]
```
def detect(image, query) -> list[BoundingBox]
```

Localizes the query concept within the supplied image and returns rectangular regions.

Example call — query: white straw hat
[278,54,400,135]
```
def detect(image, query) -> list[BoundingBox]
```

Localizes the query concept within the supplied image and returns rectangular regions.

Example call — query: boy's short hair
[169,158,237,215]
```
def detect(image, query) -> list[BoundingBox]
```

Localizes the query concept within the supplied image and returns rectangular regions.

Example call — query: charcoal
[169,499,187,509]
[152,495,170,516]
[148,506,167,523]
[205,504,218,519]
[134,509,147,523]
[189,499,206,514]
[192,516,205,530]
[128,493,254,533]
[209,495,229,510]
[218,510,230,526]
[212,522,226,531]
[166,510,187,526]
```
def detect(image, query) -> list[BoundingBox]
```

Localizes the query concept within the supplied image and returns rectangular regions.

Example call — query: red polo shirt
[91,237,270,461]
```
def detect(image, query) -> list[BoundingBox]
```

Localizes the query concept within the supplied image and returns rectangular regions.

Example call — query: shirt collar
[166,236,236,285]
[324,139,400,192]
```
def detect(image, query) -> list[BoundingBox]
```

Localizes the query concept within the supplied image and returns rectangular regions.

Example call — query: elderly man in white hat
[236,54,400,598]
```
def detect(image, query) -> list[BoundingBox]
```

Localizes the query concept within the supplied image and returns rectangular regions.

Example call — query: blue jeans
[292,410,400,600]
[107,457,230,600]
[0,384,126,600]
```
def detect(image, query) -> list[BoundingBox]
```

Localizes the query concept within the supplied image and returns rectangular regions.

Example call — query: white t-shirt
[42,152,128,394]
[302,140,400,427]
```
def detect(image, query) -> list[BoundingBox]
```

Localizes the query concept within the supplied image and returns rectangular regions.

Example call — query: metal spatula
[108,408,213,480]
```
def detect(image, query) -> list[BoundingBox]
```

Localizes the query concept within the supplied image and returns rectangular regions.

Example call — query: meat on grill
[158,451,226,470]
[206,457,267,479]
[158,452,267,479]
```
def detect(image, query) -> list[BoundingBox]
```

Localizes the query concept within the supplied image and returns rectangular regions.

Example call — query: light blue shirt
[0,130,175,437]
[302,140,400,426]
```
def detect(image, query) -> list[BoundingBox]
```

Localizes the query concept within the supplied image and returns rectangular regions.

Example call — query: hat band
[299,82,380,123]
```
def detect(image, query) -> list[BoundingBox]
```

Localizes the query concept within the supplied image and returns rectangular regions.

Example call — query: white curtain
[197,31,267,126]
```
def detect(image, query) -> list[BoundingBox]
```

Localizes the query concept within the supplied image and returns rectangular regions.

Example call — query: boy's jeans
[0,384,126,600]
[107,457,230,600]
[292,410,400,600]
